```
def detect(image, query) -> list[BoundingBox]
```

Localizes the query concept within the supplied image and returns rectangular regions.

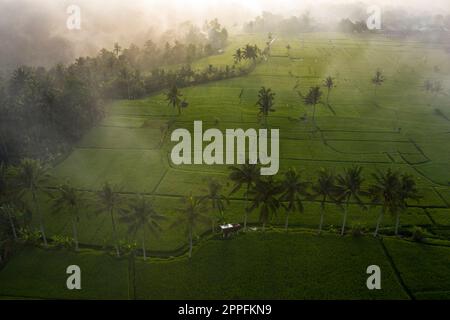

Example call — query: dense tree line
[0,21,233,163]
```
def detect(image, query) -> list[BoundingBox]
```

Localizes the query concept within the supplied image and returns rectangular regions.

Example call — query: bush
[411,227,426,242]
[51,235,74,250]
[19,228,42,246]
[351,223,366,237]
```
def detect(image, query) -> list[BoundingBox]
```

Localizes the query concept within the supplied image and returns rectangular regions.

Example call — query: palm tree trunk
[327,89,330,104]
[33,192,47,247]
[395,212,401,236]
[284,212,290,232]
[6,208,18,241]
[110,209,120,257]
[142,229,147,261]
[262,222,266,232]
[72,217,79,251]
[341,201,349,236]
[244,184,250,231]
[188,228,193,259]
[374,207,384,237]
[318,203,325,235]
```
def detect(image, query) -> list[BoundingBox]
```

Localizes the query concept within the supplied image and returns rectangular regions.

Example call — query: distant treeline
[244,10,450,38]
[0,20,234,164]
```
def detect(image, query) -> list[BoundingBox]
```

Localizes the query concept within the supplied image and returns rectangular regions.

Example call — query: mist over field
[0,0,449,70]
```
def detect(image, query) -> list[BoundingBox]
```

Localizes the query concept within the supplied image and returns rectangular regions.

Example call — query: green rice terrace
[1,33,450,300]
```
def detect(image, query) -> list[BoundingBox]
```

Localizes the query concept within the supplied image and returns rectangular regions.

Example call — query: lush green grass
[135,232,408,299]
[383,238,450,298]
[0,247,129,299]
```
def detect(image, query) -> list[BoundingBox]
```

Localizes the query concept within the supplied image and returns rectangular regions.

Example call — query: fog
[0,0,449,70]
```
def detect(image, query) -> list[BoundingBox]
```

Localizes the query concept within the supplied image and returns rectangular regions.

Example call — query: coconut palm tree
[229,164,259,230]
[248,177,282,232]
[256,87,276,127]
[120,196,165,261]
[166,85,183,115]
[286,44,291,57]
[372,69,385,101]
[15,159,51,246]
[97,182,122,257]
[113,43,122,57]
[280,168,309,231]
[51,183,86,251]
[323,76,335,105]
[396,174,421,236]
[243,44,259,62]
[368,169,401,237]
[335,166,366,236]
[312,168,338,234]
[171,194,209,259]
[203,179,229,232]
[304,86,323,131]
[233,48,243,64]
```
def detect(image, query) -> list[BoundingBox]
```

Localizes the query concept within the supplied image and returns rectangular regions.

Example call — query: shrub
[51,235,74,250]
[411,227,426,243]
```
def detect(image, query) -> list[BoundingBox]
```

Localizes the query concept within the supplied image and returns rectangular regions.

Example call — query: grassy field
[1,32,450,299]
[2,232,450,299]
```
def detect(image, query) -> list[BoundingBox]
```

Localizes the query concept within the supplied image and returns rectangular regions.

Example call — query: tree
[113,43,122,57]
[166,84,183,115]
[248,177,282,232]
[280,168,309,231]
[396,174,421,236]
[368,169,401,237]
[286,44,291,57]
[171,194,209,259]
[242,44,259,62]
[15,159,51,246]
[97,182,122,257]
[372,69,385,101]
[303,86,322,131]
[323,76,335,105]
[256,86,276,127]
[51,183,86,250]
[203,179,229,232]
[335,166,366,236]
[0,163,17,241]
[229,164,259,230]
[312,168,337,234]
[120,196,165,261]
[233,48,243,64]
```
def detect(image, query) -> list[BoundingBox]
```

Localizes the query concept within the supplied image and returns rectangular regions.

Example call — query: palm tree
[203,179,229,232]
[323,76,335,105]
[372,69,385,100]
[336,166,366,236]
[51,183,86,250]
[304,86,323,131]
[120,196,165,261]
[113,43,122,57]
[249,177,282,232]
[280,168,309,231]
[396,174,421,236]
[368,169,401,237]
[166,85,183,115]
[97,182,122,257]
[243,44,259,62]
[256,87,276,127]
[233,48,243,64]
[312,168,337,234]
[229,164,259,230]
[15,159,51,246]
[286,44,291,57]
[171,194,209,259]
